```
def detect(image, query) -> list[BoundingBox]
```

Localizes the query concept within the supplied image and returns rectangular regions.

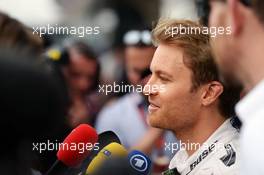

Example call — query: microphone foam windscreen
[86,142,128,174]
[57,124,98,167]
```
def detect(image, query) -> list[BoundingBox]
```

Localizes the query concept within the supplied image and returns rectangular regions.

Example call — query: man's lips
[148,100,160,113]
[148,98,160,107]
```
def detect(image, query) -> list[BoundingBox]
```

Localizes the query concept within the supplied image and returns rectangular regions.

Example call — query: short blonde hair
[152,19,215,89]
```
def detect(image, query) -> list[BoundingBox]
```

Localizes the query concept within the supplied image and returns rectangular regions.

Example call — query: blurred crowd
[1,0,264,175]
[0,4,175,174]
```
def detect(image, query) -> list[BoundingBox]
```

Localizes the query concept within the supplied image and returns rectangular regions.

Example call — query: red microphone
[45,124,98,175]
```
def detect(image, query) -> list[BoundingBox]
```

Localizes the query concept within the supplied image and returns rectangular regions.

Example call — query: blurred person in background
[47,41,101,128]
[209,0,264,174]
[96,28,176,173]
[144,19,241,174]
[0,12,43,56]
[0,12,71,174]
[0,48,67,175]
[97,1,147,92]
[63,41,101,128]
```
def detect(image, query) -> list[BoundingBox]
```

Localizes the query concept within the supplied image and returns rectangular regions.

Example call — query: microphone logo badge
[129,154,148,172]
[103,149,112,157]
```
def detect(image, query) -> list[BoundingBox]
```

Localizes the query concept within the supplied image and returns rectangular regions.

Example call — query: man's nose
[143,75,158,96]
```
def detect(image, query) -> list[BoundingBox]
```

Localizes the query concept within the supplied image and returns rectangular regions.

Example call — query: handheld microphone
[45,124,98,175]
[128,150,152,175]
[88,150,152,175]
[84,131,121,163]
[71,131,121,175]
[97,131,121,150]
[86,142,128,174]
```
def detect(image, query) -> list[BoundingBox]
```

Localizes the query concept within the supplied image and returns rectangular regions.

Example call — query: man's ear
[201,81,223,106]
[228,0,245,36]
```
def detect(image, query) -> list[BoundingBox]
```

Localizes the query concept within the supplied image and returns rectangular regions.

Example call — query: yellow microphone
[86,142,128,175]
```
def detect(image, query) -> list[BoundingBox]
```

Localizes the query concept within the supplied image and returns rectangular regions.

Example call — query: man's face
[65,49,97,95]
[209,1,240,85]
[125,46,155,86]
[144,44,202,132]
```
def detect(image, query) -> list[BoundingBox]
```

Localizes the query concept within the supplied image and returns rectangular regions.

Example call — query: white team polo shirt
[168,119,240,175]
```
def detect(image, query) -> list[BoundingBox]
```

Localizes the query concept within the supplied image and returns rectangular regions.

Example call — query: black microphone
[97,131,121,150]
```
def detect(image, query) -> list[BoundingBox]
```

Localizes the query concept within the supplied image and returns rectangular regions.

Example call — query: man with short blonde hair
[144,19,241,174]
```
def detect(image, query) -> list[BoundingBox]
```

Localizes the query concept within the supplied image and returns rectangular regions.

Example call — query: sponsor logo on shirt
[186,140,218,175]
[220,144,236,167]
